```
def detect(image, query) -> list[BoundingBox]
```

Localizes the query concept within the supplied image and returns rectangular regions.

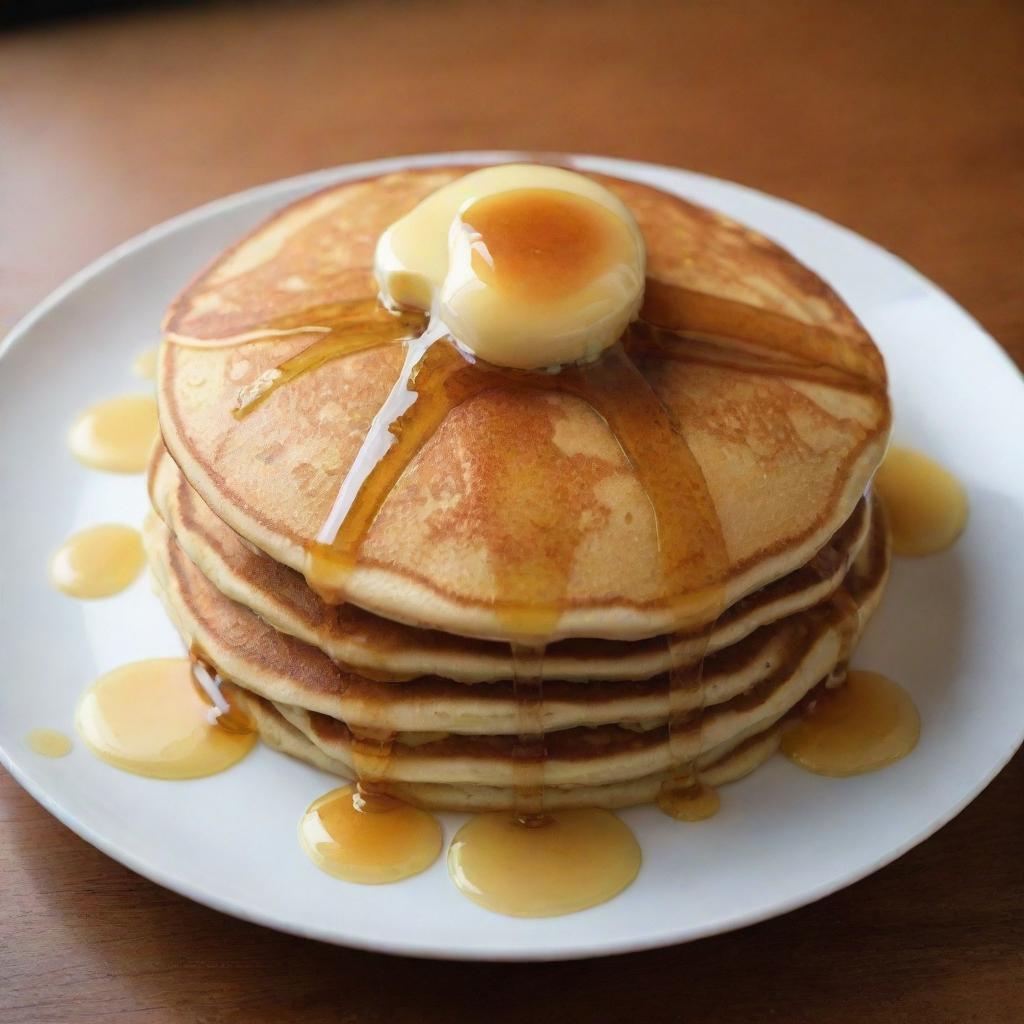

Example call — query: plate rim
[2,150,1022,962]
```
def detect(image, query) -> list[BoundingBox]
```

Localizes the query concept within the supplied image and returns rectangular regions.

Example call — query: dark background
[2,2,1022,1021]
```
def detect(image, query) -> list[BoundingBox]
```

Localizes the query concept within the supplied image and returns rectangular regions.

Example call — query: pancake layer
[149,164,893,812]
[158,167,890,642]
[149,444,872,685]
[144,494,889,806]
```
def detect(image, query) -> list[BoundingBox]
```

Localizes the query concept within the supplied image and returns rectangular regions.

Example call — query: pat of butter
[374,165,645,369]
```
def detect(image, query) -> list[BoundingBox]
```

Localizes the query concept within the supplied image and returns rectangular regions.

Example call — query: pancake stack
[146,166,892,811]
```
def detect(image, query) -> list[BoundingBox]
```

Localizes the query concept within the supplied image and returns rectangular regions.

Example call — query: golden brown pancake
[143,496,889,795]
[145,504,886,732]
[158,166,890,643]
[231,688,784,812]
[149,443,872,683]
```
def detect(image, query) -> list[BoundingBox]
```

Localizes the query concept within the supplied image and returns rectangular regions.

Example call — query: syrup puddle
[49,524,144,599]
[76,658,256,779]
[873,445,968,556]
[447,808,641,917]
[299,784,442,884]
[781,670,920,776]
[26,729,73,758]
[68,395,158,473]
[132,347,159,380]
[657,779,720,821]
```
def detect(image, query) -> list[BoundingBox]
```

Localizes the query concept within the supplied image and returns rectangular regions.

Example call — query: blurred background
[2,0,1021,368]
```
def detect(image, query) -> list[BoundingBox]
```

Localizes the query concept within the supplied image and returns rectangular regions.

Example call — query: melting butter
[68,395,159,473]
[27,729,73,758]
[49,524,144,599]
[374,163,644,369]
[781,670,920,776]
[76,658,256,779]
[443,187,644,368]
[299,784,442,884]
[873,446,968,556]
[447,809,641,917]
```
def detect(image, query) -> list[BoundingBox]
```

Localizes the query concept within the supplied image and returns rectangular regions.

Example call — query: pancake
[231,687,784,812]
[149,441,873,683]
[158,165,890,643]
[143,495,888,793]
[231,687,786,811]
[145,494,888,735]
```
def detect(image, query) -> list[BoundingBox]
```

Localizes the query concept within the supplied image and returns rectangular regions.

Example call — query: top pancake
[159,165,890,643]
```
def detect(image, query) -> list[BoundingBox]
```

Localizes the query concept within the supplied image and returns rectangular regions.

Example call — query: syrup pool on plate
[299,783,443,884]
[48,524,144,599]
[447,808,641,917]
[657,779,721,821]
[132,346,159,380]
[76,658,256,779]
[26,729,73,758]
[68,395,159,473]
[873,445,968,557]
[781,670,921,777]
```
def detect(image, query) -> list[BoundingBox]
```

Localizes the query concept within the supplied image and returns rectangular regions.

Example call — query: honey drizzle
[307,339,728,628]
[188,648,254,734]
[294,278,866,829]
[657,778,720,821]
[509,643,548,822]
[633,279,890,814]
[640,279,885,387]
[232,301,426,417]
[304,328,731,824]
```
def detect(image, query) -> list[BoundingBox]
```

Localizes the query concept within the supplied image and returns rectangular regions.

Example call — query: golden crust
[159,165,890,641]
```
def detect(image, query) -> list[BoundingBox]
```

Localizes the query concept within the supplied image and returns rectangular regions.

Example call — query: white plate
[2,152,1023,962]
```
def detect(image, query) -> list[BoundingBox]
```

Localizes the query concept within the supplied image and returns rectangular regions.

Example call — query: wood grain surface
[2,1,1022,1020]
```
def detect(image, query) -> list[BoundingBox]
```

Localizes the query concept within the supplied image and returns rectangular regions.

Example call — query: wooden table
[2,1,1022,1020]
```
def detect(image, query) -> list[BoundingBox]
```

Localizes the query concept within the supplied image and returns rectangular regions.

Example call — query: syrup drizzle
[297,713,444,882]
[640,279,885,388]
[657,778,720,821]
[306,337,729,628]
[302,316,731,849]
[232,300,426,417]
[509,642,548,822]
